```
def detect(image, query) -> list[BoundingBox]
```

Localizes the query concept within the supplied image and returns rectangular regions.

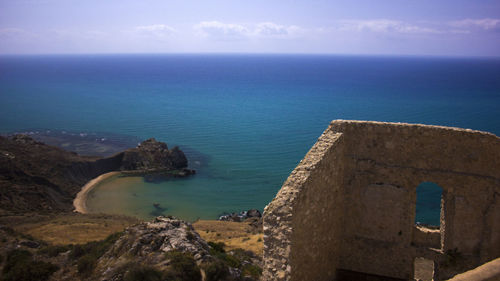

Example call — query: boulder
[246,209,262,218]
[19,240,40,248]
[103,216,210,262]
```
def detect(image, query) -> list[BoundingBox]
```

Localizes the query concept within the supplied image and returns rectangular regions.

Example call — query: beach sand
[73,171,121,213]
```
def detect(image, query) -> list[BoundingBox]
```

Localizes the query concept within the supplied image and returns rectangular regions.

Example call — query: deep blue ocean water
[1,54,499,224]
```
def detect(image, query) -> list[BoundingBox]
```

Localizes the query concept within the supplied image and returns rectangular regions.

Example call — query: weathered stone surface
[446,257,500,281]
[95,216,209,280]
[262,120,500,281]
[263,128,344,281]
[95,216,260,281]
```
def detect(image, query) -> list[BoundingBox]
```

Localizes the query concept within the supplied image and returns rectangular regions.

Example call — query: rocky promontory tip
[120,138,188,171]
[119,138,195,182]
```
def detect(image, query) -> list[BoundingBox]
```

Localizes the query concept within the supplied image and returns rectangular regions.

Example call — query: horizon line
[1,52,499,59]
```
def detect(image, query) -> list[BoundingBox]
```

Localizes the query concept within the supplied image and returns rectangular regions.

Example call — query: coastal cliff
[0,135,193,214]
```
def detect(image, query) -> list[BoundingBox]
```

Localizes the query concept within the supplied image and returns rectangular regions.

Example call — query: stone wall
[446,257,500,281]
[262,129,345,280]
[263,120,500,281]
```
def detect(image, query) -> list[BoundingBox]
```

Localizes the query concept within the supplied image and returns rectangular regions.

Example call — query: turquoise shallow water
[1,54,499,223]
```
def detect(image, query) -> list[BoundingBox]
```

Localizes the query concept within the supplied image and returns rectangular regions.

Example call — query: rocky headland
[0,135,193,214]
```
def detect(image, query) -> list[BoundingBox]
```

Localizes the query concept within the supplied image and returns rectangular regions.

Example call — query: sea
[1,54,499,225]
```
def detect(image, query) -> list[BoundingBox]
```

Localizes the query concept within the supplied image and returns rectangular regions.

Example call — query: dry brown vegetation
[1,214,263,253]
[193,220,263,257]
[2,213,139,245]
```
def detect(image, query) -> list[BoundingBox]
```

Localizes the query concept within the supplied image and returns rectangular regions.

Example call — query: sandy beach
[73,171,121,213]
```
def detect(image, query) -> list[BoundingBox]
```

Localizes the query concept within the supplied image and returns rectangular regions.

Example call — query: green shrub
[207,242,241,268]
[229,248,254,263]
[39,245,71,257]
[20,233,35,241]
[221,254,240,268]
[207,241,225,254]
[242,264,262,279]
[69,244,85,260]
[77,255,97,277]
[2,250,32,274]
[230,248,262,278]
[0,226,16,236]
[70,232,122,260]
[205,243,262,279]
[186,231,195,241]
[202,259,229,281]
[164,250,201,281]
[2,249,58,281]
[124,264,163,281]
[71,232,122,276]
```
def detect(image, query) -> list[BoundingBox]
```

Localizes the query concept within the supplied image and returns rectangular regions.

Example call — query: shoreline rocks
[218,209,262,222]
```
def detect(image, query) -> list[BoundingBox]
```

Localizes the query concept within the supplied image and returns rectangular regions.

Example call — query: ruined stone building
[262,120,500,281]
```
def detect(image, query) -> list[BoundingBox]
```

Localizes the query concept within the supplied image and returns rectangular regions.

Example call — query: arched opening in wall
[415,182,443,227]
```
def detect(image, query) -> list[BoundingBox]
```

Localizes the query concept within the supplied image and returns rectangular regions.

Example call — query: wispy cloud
[337,19,440,34]
[194,21,304,40]
[195,21,249,40]
[0,28,26,37]
[255,22,303,38]
[134,24,176,38]
[449,18,500,31]
[43,29,109,41]
[334,18,500,35]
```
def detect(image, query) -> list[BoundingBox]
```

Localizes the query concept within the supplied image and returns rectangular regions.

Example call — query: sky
[0,0,499,56]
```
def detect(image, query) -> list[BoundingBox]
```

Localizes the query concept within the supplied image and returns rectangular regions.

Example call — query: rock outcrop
[0,135,193,214]
[105,216,210,263]
[119,138,188,171]
[92,216,261,281]
[95,216,210,280]
[0,216,262,281]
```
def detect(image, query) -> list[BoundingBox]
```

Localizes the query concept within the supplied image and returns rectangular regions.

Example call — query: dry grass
[193,220,263,257]
[10,213,140,245]
[3,214,263,257]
